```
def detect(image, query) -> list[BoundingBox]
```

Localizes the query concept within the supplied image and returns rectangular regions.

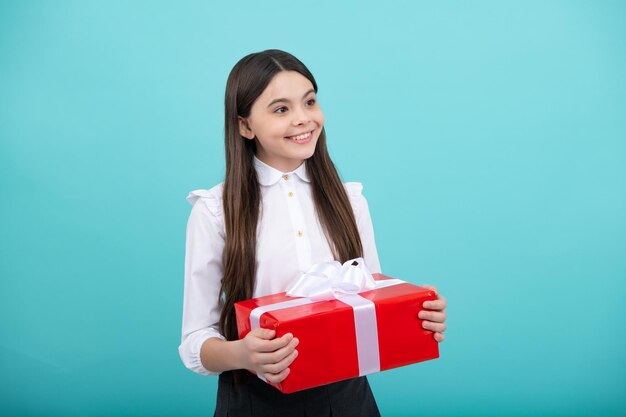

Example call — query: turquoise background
[1,1,625,415]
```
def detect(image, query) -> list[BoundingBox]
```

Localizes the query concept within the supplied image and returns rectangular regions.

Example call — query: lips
[285,130,313,141]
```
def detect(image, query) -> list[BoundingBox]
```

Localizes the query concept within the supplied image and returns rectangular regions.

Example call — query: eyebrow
[266,89,316,108]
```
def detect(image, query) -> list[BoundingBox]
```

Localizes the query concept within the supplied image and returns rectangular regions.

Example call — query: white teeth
[288,131,312,141]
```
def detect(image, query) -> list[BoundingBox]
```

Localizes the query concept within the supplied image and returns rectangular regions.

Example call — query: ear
[238,116,255,140]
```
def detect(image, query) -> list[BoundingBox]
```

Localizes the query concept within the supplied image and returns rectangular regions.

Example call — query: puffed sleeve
[344,182,382,274]
[178,185,226,376]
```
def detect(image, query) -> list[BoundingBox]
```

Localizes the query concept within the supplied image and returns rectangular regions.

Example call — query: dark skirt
[214,371,381,417]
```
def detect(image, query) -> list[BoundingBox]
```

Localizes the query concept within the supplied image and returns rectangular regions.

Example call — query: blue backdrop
[1,1,625,415]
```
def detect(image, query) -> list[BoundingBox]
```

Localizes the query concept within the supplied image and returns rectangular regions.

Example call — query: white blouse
[179,156,381,376]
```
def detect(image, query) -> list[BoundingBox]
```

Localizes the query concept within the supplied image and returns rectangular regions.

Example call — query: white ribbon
[285,258,376,300]
[249,258,405,380]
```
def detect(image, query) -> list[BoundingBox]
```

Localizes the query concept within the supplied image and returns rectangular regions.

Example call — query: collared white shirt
[179,156,381,375]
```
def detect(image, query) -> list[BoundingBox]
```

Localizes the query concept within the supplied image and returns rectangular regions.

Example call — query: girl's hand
[235,328,299,384]
[418,285,447,342]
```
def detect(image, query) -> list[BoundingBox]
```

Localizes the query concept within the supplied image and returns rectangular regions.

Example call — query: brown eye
[306,99,316,106]
[274,106,288,114]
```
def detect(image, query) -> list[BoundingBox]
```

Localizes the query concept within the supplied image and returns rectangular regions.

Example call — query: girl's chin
[293,141,317,157]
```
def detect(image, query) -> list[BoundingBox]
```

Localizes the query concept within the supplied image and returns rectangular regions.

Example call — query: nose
[292,105,310,126]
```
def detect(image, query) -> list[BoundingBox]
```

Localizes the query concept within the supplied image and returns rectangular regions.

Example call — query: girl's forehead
[259,71,315,102]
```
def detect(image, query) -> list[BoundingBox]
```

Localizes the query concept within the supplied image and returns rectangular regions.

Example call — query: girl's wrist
[229,339,246,370]
[200,337,246,373]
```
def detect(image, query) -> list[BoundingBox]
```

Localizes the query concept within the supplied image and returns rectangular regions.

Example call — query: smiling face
[238,70,325,172]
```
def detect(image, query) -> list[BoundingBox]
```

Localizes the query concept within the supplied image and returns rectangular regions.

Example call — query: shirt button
[282,174,289,181]
[288,192,294,197]
[297,230,303,237]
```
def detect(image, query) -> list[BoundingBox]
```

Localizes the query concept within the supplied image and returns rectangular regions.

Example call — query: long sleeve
[344,182,382,274]
[178,188,226,376]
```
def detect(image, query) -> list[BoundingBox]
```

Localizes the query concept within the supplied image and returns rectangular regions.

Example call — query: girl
[179,50,447,417]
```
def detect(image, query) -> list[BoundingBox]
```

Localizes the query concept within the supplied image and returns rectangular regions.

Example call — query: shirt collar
[253,156,311,186]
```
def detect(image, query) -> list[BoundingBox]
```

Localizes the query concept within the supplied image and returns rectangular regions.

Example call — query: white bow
[285,258,376,301]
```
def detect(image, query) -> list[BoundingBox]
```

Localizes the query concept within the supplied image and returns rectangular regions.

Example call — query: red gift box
[234,272,440,394]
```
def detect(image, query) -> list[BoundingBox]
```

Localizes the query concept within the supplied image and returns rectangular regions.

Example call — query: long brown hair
[220,50,363,383]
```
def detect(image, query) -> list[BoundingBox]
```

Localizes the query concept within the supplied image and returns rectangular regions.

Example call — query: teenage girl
[179,49,447,417]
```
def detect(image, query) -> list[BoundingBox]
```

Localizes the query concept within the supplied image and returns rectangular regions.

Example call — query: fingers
[422,320,447,333]
[254,332,295,353]
[263,367,291,384]
[245,329,300,378]
[419,290,447,343]
[250,327,276,340]
[263,344,299,374]
[255,334,299,384]
[422,296,446,311]
[418,310,446,323]
[250,327,276,339]
[264,336,299,365]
